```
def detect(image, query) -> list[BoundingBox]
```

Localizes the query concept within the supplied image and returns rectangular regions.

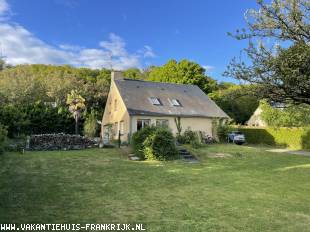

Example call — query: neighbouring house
[246,102,285,127]
[101,71,229,142]
[246,107,267,127]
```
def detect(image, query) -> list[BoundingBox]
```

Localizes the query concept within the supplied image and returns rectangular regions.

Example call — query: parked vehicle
[227,131,245,145]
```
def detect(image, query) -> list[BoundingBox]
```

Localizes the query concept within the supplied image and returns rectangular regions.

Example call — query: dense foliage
[148,59,218,94]
[0,64,110,137]
[143,127,178,160]
[225,0,310,105]
[175,129,203,148]
[84,110,99,138]
[132,126,178,160]
[0,103,76,137]
[216,123,233,142]
[0,123,8,154]
[131,126,158,159]
[260,100,310,127]
[209,84,259,124]
[238,127,310,150]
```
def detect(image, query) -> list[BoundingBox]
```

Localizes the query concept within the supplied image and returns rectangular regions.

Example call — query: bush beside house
[132,126,178,160]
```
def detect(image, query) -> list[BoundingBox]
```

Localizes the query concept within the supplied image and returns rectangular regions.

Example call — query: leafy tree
[225,0,310,105]
[123,68,146,80]
[84,109,98,138]
[148,59,218,93]
[66,90,86,135]
[0,64,111,111]
[209,85,259,124]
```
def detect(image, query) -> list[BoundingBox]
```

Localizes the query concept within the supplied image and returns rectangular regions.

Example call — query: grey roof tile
[115,79,229,118]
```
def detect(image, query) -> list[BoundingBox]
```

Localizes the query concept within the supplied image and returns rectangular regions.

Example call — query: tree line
[1,0,309,138]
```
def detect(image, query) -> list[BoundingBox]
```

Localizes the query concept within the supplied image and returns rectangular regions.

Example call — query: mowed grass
[1,144,310,231]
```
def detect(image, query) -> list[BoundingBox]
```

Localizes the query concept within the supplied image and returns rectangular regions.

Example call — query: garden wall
[238,127,310,150]
[29,133,97,151]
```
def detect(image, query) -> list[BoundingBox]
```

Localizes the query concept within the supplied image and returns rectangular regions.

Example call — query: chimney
[111,70,124,82]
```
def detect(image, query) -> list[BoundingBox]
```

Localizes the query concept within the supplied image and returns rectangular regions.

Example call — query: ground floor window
[137,119,150,131]
[120,121,124,135]
[114,122,118,136]
[156,119,169,127]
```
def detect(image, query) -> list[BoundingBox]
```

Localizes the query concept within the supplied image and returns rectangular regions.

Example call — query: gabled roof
[114,79,229,118]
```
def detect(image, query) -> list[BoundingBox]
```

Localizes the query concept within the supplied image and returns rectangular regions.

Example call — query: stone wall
[28,133,97,151]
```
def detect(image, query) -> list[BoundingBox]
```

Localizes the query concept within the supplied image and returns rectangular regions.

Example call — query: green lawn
[1,144,310,231]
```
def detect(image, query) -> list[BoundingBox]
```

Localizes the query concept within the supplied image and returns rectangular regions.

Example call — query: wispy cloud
[138,45,156,58]
[203,65,215,73]
[0,0,155,70]
[0,0,9,15]
[54,0,79,9]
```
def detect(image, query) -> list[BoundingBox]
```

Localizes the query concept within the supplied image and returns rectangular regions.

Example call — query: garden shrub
[132,126,178,160]
[176,134,187,144]
[216,124,233,142]
[175,129,203,148]
[190,135,202,149]
[0,123,8,154]
[176,129,199,144]
[143,127,178,160]
[131,126,158,159]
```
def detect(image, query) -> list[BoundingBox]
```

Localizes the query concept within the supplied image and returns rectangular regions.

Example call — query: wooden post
[118,130,121,148]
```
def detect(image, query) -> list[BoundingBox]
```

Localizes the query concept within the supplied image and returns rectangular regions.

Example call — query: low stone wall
[28,133,97,151]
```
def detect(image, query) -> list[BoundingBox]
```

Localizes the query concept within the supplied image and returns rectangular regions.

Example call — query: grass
[1,144,310,231]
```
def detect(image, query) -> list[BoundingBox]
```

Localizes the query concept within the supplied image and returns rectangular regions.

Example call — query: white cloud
[0,0,9,15]
[0,1,154,70]
[138,45,156,58]
[59,44,82,51]
[202,65,215,72]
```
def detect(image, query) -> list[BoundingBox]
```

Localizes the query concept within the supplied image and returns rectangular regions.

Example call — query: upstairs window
[114,99,117,111]
[170,98,181,106]
[149,97,162,105]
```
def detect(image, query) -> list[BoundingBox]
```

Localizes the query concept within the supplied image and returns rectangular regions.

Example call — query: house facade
[101,71,229,142]
[246,107,267,127]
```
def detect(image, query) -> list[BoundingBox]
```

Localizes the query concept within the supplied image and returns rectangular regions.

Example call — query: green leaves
[148,59,218,94]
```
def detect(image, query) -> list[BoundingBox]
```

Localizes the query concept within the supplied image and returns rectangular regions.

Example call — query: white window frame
[149,97,161,105]
[119,121,124,135]
[156,119,169,127]
[137,119,151,130]
[170,98,181,106]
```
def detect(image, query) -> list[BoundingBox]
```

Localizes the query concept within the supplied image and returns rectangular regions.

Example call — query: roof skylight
[149,97,162,105]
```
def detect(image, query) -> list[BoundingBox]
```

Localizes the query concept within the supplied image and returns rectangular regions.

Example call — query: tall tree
[66,90,86,135]
[209,85,259,124]
[225,0,310,105]
[148,60,218,94]
[123,68,146,80]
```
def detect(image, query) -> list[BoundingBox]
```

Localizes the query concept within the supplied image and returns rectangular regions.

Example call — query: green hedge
[238,127,310,150]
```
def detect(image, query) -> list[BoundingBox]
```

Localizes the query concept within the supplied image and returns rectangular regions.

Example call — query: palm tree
[66,90,86,135]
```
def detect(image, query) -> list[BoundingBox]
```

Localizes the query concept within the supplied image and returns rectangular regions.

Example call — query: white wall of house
[130,115,214,137]
[101,80,130,142]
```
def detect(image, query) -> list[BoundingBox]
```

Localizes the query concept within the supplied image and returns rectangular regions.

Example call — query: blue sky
[0,0,259,81]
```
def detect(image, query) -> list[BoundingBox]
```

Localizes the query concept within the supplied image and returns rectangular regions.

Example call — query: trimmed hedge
[238,127,310,150]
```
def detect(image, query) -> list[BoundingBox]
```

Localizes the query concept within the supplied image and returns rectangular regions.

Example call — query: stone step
[179,151,190,155]
[181,154,195,159]
[177,147,198,161]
